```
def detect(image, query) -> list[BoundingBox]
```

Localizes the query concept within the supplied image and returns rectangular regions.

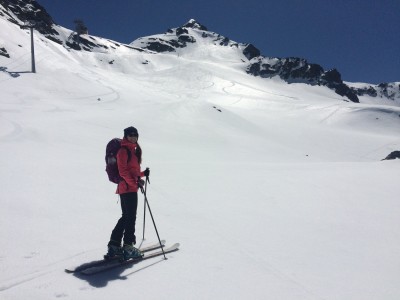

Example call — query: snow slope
[1,11,400,300]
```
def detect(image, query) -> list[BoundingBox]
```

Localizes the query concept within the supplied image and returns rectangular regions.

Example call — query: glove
[137,179,145,188]
[144,168,150,177]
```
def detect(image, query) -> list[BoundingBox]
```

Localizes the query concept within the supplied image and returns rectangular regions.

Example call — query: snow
[1,14,400,300]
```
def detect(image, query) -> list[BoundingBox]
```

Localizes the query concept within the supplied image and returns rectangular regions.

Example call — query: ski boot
[122,244,143,261]
[104,244,123,260]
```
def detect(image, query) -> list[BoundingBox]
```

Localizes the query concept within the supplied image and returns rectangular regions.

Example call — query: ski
[65,240,165,273]
[81,243,180,275]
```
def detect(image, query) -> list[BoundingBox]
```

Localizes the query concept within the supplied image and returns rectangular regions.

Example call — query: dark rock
[123,44,144,52]
[378,82,388,88]
[65,34,99,51]
[45,35,63,44]
[243,44,260,60]
[213,106,222,112]
[247,58,359,102]
[182,19,208,31]
[65,41,82,51]
[321,69,342,83]
[375,82,398,100]
[0,47,10,58]
[178,35,196,43]
[319,69,359,102]
[350,82,400,101]
[167,39,182,49]
[382,151,400,160]
[176,28,188,36]
[353,86,378,97]
[108,41,120,47]
[146,41,175,52]
[140,28,196,53]
[219,37,230,46]
[305,64,324,80]
[248,63,261,75]
[331,83,359,103]
[0,0,61,43]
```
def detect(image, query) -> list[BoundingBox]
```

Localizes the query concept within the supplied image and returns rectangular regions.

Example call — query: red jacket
[116,138,145,194]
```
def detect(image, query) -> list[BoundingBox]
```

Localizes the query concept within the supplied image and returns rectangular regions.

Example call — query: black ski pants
[109,192,138,246]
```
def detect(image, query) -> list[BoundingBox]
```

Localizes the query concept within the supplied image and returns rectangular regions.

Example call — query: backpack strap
[120,146,131,163]
[118,146,131,190]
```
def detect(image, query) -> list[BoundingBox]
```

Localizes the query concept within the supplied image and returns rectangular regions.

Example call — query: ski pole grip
[145,167,150,184]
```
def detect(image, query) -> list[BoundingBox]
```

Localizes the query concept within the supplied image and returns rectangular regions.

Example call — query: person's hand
[144,168,150,177]
[137,179,145,188]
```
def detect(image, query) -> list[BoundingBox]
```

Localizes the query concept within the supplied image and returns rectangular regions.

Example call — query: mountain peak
[182,19,208,31]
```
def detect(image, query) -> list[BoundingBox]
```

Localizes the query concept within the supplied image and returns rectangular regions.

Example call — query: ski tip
[170,243,180,249]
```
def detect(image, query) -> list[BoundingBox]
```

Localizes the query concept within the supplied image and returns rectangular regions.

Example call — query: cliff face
[0,0,61,43]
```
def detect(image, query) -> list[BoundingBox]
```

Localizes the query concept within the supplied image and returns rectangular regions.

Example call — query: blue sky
[37,0,399,84]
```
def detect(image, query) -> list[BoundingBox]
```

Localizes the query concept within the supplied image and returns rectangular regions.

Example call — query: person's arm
[117,148,137,187]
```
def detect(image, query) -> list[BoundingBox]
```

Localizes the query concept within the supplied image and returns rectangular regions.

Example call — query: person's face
[127,134,138,143]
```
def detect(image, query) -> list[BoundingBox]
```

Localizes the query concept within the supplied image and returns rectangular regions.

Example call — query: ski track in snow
[227,80,299,101]
[257,260,328,300]
[318,104,345,123]
[0,118,23,141]
[0,250,90,292]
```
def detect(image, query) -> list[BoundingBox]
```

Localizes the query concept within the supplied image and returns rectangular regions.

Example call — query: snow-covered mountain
[131,18,400,104]
[1,1,399,104]
[1,1,400,300]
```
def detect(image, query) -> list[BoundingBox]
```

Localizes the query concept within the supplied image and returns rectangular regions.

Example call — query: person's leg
[107,197,125,257]
[120,192,138,246]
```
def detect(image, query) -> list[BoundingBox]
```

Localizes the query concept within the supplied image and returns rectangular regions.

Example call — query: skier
[106,126,150,260]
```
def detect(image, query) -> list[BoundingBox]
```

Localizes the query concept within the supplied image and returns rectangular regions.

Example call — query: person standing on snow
[106,126,150,260]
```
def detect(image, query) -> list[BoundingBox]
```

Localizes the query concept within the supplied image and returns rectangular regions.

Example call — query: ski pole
[144,194,167,260]
[142,175,149,240]
[141,183,167,260]
[139,176,168,259]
